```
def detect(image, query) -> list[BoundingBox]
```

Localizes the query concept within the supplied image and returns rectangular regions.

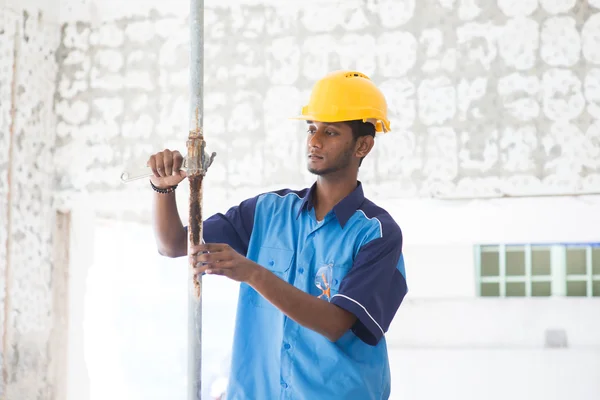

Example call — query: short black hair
[344,120,375,166]
[345,120,376,141]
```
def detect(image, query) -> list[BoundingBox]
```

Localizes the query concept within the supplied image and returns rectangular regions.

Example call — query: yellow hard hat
[291,70,391,133]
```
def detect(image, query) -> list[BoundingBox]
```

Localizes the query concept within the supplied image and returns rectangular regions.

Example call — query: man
[148,70,407,400]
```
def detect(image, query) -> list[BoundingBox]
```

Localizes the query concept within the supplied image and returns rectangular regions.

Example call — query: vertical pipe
[2,21,20,400]
[187,1,204,399]
[50,211,71,400]
[189,0,204,128]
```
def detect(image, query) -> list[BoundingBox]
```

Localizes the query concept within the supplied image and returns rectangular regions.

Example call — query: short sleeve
[185,196,258,256]
[330,219,407,346]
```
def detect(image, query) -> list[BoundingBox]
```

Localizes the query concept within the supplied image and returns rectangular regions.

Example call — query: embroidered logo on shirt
[315,263,333,301]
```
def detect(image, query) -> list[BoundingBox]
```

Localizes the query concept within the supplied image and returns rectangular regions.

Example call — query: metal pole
[2,21,19,400]
[187,1,204,399]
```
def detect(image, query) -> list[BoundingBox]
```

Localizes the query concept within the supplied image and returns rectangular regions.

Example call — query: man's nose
[308,130,323,148]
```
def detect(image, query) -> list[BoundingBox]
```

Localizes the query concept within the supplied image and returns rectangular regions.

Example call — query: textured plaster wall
[51,0,600,221]
[0,3,62,400]
[1,0,600,399]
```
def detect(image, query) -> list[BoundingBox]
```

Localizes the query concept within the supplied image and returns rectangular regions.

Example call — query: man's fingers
[172,151,184,176]
[189,243,205,256]
[147,156,159,178]
[189,244,229,260]
[193,263,210,276]
[193,261,233,277]
[206,269,226,276]
[163,149,173,176]
[189,252,203,265]
[195,251,234,265]
[155,155,166,177]
[189,243,234,268]
[196,243,230,253]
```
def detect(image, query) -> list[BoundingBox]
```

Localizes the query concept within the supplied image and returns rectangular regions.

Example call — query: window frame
[475,243,600,298]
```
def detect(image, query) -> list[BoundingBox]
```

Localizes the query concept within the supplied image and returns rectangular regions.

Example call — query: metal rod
[2,21,19,400]
[187,1,204,399]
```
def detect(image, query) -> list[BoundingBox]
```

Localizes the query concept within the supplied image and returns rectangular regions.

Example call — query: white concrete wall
[388,298,600,348]
[380,196,600,400]
[389,348,600,400]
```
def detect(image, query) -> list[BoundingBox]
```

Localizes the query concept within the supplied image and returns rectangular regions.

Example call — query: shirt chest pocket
[313,262,352,300]
[243,246,294,309]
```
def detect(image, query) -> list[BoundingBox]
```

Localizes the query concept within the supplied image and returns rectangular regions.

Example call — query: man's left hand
[190,243,262,283]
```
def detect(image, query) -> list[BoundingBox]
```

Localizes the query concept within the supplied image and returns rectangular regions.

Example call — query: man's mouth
[308,154,323,160]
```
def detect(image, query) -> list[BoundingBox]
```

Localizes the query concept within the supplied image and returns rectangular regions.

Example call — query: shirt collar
[296,181,365,228]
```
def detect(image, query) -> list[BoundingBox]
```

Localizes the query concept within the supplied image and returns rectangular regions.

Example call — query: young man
[148,70,407,400]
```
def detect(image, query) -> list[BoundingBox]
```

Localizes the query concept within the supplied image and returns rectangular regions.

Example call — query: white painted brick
[122,115,155,139]
[94,48,123,72]
[57,75,88,99]
[541,16,581,67]
[89,23,124,47]
[62,24,90,49]
[458,0,483,21]
[498,17,539,70]
[124,70,154,90]
[124,20,155,43]
[62,49,87,65]
[585,68,600,118]
[542,68,585,122]
[55,99,90,124]
[376,32,418,77]
[497,0,538,17]
[582,13,600,65]
[155,18,182,38]
[89,67,123,90]
[93,97,124,120]
[418,77,457,126]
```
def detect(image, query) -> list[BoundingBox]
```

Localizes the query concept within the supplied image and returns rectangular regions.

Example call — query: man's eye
[307,129,316,134]
[326,130,337,136]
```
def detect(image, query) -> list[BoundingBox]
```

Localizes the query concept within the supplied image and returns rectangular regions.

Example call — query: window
[475,243,600,297]
[85,219,237,400]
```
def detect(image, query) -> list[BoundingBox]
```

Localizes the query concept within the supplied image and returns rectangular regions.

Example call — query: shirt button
[298,267,304,274]
[284,343,291,350]
[333,279,338,285]
[269,260,275,266]
[281,382,288,389]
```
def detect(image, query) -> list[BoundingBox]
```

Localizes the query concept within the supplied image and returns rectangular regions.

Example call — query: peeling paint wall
[0,4,61,399]
[51,0,600,221]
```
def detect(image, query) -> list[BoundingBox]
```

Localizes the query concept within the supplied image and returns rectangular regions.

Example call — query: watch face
[315,263,333,301]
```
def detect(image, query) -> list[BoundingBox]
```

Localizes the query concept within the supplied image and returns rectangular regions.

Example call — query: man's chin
[307,166,322,176]
[308,166,336,176]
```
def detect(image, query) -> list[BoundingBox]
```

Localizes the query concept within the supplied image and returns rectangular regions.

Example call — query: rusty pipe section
[188,0,205,398]
[186,112,216,277]
[187,111,206,248]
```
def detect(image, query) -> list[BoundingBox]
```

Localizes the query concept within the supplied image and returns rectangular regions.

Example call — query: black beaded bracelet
[150,180,178,194]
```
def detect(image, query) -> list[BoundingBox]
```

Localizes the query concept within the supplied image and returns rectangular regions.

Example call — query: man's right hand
[147,149,187,189]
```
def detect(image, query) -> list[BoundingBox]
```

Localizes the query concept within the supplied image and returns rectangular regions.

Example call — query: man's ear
[355,135,375,158]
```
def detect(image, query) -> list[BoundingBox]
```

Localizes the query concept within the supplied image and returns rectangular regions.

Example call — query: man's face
[306,121,357,176]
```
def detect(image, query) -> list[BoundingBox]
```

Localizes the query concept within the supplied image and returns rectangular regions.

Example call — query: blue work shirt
[201,181,407,400]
